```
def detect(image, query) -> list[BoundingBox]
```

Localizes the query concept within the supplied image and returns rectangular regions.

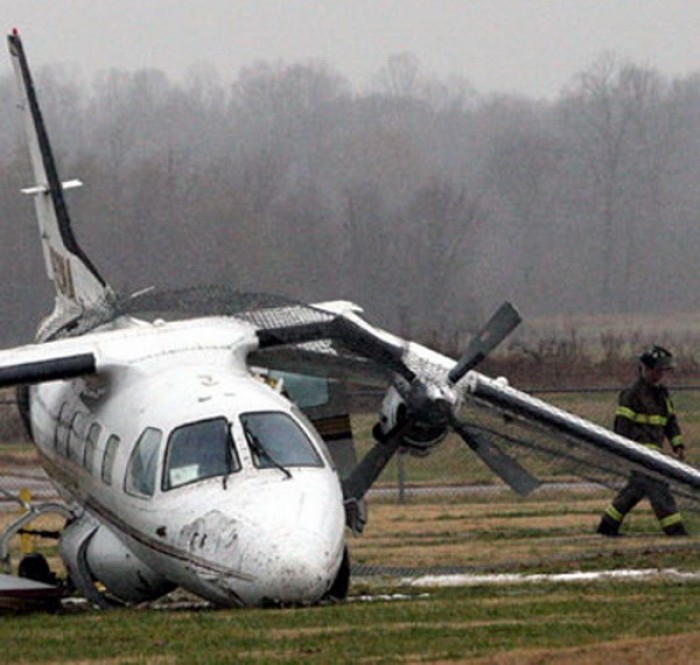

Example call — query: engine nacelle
[85,525,176,603]
[376,386,448,457]
[59,517,175,604]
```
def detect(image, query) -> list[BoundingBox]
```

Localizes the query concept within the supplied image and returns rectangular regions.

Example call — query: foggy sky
[2,0,700,99]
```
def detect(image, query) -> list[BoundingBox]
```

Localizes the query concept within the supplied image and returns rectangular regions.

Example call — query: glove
[673,445,686,461]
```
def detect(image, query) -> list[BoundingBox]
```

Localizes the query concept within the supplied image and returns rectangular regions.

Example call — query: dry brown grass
[350,494,699,571]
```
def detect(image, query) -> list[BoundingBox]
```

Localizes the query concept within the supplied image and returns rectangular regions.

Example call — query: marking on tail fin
[49,247,76,300]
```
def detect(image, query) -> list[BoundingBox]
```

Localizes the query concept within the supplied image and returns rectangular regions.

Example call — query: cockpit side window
[125,428,162,498]
[291,405,336,470]
[240,411,323,469]
[163,417,239,491]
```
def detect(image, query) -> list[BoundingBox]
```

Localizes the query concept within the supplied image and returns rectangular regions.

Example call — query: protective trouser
[598,471,687,536]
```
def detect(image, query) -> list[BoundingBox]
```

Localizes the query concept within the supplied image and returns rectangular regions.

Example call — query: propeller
[342,301,540,513]
[253,298,539,507]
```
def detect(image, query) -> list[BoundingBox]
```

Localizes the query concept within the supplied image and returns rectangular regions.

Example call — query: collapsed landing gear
[0,500,73,575]
[0,500,72,612]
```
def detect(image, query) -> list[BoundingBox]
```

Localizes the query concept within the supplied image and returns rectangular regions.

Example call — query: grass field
[2,387,700,662]
[1,579,700,664]
[2,490,700,664]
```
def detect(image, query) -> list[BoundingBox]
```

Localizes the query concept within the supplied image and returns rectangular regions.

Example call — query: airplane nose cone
[224,476,346,605]
[251,526,342,604]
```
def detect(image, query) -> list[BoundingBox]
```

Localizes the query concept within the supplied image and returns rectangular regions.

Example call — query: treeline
[1,52,700,349]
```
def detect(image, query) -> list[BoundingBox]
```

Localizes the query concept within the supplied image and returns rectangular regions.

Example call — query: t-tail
[8,30,112,332]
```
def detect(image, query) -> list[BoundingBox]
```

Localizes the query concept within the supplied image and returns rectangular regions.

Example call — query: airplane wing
[0,338,98,388]
[462,374,700,510]
[236,294,700,509]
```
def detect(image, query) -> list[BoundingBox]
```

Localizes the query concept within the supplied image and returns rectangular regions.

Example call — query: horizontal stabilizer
[21,179,83,195]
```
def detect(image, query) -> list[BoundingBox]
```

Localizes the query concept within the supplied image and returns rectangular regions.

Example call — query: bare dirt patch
[463,631,700,665]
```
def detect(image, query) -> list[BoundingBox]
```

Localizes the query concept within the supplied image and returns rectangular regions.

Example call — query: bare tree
[398,178,485,344]
[560,54,667,311]
[373,52,422,99]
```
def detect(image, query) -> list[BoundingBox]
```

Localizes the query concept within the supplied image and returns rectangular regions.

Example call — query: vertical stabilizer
[7,30,111,320]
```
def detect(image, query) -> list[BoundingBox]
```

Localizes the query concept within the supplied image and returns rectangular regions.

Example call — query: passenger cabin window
[101,435,120,485]
[54,403,69,455]
[240,411,323,469]
[125,428,162,497]
[163,418,238,490]
[67,412,86,463]
[84,422,102,474]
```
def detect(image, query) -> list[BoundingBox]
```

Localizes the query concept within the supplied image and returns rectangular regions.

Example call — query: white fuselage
[28,315,346,606]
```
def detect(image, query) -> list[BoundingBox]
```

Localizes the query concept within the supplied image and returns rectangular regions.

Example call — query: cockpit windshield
[240,411,323,470]
[163,417,239,490]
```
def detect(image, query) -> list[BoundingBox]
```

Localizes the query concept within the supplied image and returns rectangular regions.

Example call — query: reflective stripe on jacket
[614,378,683,451]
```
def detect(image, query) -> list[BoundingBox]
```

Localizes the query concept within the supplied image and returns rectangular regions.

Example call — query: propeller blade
[448,302,521,384]
[341,420,410,502]
[454,421,540,496]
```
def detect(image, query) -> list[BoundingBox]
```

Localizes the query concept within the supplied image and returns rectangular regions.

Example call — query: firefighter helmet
[639,345,675,370]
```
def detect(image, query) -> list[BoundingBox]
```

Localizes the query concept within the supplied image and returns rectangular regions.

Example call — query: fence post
[19,488,34,555]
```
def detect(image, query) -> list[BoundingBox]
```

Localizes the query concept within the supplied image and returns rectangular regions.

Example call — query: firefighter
[597,345,689,537]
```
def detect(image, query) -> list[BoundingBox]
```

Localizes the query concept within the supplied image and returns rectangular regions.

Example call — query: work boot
[596,514,621,537]
[664,523,689,537]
